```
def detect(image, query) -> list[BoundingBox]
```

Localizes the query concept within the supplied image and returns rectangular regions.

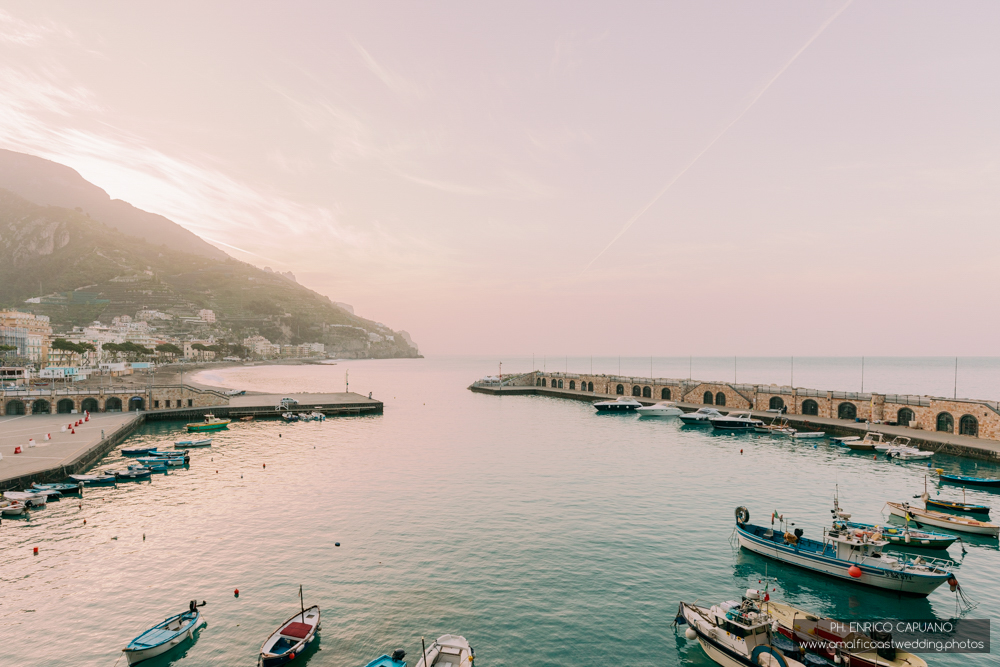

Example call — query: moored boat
[69,473,118,485]
[174,440,194,446]
[937,472,1000,487]
[123,600,206,665]
[767,599,927,667]
[886,446,933,460]
[0,499,27,515]
[754,416,795,435]
[734,506,955,596]
[186,414,231,432]
[789,430,825,439]
[829,489,957,549]
[32,482,83,494]
[240,415,255,421]
[364,650,407,667]
[106,465,152,480]
[885,501,999,537]
[831,435,861,446]
[122,446,157,456]
[281,412,299,421]
[678,407,723,424]
[138,456,186,467]
[413,635,474,667]
[926,498,990,516]
[260,587,320,667]
[189,438,213,446]
[592,396,643,412]
[636,401,683,417]
[844,432,884,451]
[710,411,764,431]
[676,594,808,667]
[3,491,47,507]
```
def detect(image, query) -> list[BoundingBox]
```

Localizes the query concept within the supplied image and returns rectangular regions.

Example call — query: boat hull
[711,422,760,430]
[594,404,640,412]
[886,503,999,536]
[636,408,681,417]
[736,524,950,596]
[925,499,990,516]
[678,416,711,425]
[124,617,204,666]
[187,422,230,432]
[939,474,1000,487]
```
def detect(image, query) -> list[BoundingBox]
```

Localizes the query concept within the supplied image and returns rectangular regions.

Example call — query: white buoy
[28,438,36,448]
[684,627,697,640]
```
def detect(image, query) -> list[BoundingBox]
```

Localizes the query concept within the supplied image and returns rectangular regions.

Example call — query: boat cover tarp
[281,622,312,639]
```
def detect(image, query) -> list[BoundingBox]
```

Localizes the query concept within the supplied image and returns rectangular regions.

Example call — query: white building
[243,335,279,358]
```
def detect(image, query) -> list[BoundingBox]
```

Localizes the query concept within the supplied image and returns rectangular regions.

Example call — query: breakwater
[471,371,1000,461]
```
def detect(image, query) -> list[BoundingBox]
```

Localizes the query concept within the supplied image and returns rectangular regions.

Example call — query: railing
[884,394,932,407]
[832,391,872,401]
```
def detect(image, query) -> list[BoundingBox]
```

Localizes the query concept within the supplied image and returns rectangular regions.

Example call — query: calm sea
[3,356,999,666]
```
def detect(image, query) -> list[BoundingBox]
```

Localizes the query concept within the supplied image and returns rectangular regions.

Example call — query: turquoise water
[3,357,999,666]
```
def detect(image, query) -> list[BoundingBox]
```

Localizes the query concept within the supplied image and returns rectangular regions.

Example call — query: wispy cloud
[350,37,419,97]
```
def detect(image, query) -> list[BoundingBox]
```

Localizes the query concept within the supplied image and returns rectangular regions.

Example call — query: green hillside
[0,189,418,358]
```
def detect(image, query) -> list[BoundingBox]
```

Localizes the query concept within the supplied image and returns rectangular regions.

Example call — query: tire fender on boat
[736,506,750,525]
[750,645,789,667]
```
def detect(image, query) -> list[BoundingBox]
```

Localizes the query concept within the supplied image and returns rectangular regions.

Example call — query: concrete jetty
[0,389,382,489]
[470,372,1000,462]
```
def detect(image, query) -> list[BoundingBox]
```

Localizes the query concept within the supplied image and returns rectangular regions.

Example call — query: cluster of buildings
[0,309,327,385]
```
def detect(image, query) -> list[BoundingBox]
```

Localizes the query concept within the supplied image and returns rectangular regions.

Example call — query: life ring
[736,506,750,525]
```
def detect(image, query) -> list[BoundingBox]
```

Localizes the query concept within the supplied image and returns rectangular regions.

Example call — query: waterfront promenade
[0,390,382,488]
[470,381,1000,461]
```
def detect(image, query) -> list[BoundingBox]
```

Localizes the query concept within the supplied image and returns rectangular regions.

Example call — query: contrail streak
[202,235,283,263]
[585,0,853,270]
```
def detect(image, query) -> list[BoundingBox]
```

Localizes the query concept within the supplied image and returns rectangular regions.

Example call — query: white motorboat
[789,430,825,439]
[678,407,723,425]
[677,593,807,667]
[592,396,643,413]
[885,501,999,536]
[635,401,682,417]
[831,436,861,446]
[844,432,885,451]
[3,491,47,508]
[710,411,765,431]
[874,436,910,453]
[0,499,27,515]
[413,635,475,667]
[887,445,933,460]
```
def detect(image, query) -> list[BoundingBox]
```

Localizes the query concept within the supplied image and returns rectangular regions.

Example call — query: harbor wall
[0,383,229,416]
[498,371,1000,442]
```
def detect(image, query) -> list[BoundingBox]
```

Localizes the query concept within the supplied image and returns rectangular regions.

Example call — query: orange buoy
[234,588,240,597]
[71,428,76,434]
[848,565,862,578]
[33,547,38,554]
[14,445,21,454]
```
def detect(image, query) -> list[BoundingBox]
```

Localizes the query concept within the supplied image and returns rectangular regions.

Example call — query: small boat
[186,414,231,432]
[636,401,683,417]
[3,491,47,508]
[33,482,83,494]
[188,438,213,447]
[309,411,326,421]
[735,506,956,596]
[831,435,861,445]
[789,430,825,439]
[364,650,407,667]
[240,415,255,422]
[23,487,61,501]
[106,465,152,480]
[676,593,808,667]
[873,435,910,453]
[174,440,194,446]
[885,501,999,537]
[150,449,188,457]
[926,498,990,516]
[938,472,1000,487]
[69,473,118,485]
[754,416,795,435]
[678,407,724,425]
[259,587,320,667]
[767,599,927,667]
[886,445,933,460]
[123,601,206,665]
[829,487,957,550]
[709,411,764,431]
[592,396,643,412]
[0,499,27,515]
[281,412,300,422]
[122,446,157,456]
[844,432,885,451]
[413,635,475,667]
[138,457,186,467]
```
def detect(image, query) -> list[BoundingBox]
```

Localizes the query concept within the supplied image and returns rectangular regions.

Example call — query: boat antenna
[421,636,429,667]
[299,584,305,620]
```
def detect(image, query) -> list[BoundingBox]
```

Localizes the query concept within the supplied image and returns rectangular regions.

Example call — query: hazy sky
[1,2,998,356]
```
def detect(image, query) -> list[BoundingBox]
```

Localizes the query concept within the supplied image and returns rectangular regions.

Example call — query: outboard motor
[189,600,197,613]
[794,528,804,539]
[391,649,406,662]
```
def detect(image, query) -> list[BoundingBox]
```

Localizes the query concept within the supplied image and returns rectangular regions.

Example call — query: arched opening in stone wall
[661,388,671,400]
[536,378,541,386]
[703,391,714,405]
[897,408,915,427]
[801,399,818,415]
[838,402,857,420]
[569,380,575,390]
[715,392,726,406]
[631,385,641,397]
[82,397,99,413]
[106,397,123,411]
[960,414,979,437]
[936,412,953,433]
[642,386,651,398]
[32,399,51,414]
[769,397,785,411]
[616,384,624,395]
[6,400,25,415]
[57,398,75,414]
[541,378,546,387]
[129,397,145,411]
[588,382,594,392]
[557,379,563,388]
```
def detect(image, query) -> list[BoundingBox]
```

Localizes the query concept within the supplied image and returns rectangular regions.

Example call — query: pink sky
[1,2,998,356]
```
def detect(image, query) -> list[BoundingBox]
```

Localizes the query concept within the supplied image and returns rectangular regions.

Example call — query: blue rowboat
[123,601,206,665]
[832,519,957,550]
[365,650,407,667]
[939,473,1000,488]
[106,466,152,480]
[734,506,954,596]
[137,457,186,467]
[32,482,82,494]
[149,449,188,458]
[926,498,990,516]
[122,446,157,456]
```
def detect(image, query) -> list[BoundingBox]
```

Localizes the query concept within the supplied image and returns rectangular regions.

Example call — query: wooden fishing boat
[186,414,231,432]
[174,439,194,446]
[32,482,82,494]
[364,650,407,667]
[122,446,157,456]
[123,601,206,665]
[106,465,152,480]
[926,498,990,516]
[149,449,188,457]
[138,456,186,467]
[845,432,884,451]
[23,487,61,501]
[735,506,955,596]
[767,599,927,667]
[829,488,956,549]
[938,472,1000,487]
[259,587,320,667]
[0,499,27,515]
[885,501,999,536]
[413,635,475,667]
[69,473,117,485]
[188,438,213,447]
